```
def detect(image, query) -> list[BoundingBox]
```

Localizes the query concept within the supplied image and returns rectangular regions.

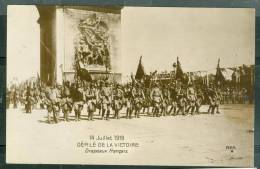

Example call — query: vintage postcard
[6,5,255,166]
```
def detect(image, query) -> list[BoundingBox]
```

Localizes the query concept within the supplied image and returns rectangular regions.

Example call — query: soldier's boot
[88,112,91,120]
[146,107,150,115]
[114,110,118,119]
[152,109,156,117]
[195,107,199,114]
[137,110,140,118]
[173,107,177,115]
[216,106,220,114]
[101,109,106,120]
[117,110,120,119]
[78,107,82,121]
[48,112,51,124]
[191,107,195,115]
[106,110,110,120]
[56,112,59,123]
[89,111,93,120]
[155,107,159,117]
[126,109,129,119]
[53,113,58,123]
[175,108,179,116]
[64,111,68,122]
[186,106,190,114]
[142,107,145,114]
[211,106,215,114]
[207,106,211,114]
[182,108,185,115]
[129,110,132,119]
[170,107,174,115]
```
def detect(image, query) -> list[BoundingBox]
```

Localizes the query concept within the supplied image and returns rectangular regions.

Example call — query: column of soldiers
[6,79,231,124]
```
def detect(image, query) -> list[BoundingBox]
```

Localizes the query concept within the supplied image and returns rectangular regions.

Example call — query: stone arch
[36,6,56,85]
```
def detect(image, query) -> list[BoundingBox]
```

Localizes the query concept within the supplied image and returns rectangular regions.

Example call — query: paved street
[6,104,253,166]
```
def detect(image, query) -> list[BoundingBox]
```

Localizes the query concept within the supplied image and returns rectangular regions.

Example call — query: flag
[135,56,145,80]
[172,62,177,68]
[77,61,92,81]
[176,57,184,80]
[215,58,225,83]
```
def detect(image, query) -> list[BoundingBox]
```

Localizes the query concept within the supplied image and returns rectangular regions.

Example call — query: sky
[7,6,40,83]
[7,6,255,83]
[122,7,255,75]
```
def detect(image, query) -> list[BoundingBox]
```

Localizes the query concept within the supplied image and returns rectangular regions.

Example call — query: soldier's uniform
[85,85,96,121]
[161,86,170,116]
[168,83,178,115]
[41,87,53,123]
[25,86,34,113]
[13,89,18,108]
[150,84,163,117]
[112,85,124,119]
[207,86,215,114]
[132,84,145,118]
[214,90,221,114]
[186,85,196,114]
[195,90,204,113]
[60,85,72,122]
[72,84,84,121]
[176,88,186,115]
[124,85,133,119]
[99,82,112,120]
[48,87,61,123]
[242,88,248,104]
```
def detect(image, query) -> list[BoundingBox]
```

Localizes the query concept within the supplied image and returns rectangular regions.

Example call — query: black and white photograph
[6,5,255,166]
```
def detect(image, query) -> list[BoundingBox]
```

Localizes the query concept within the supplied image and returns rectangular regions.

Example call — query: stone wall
[56,6,122,83]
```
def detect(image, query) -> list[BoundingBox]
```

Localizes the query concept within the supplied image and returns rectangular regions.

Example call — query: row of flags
[135,56,188,82]
[135,56,185,81]
[134,55,254,86]
[61,52,253,88]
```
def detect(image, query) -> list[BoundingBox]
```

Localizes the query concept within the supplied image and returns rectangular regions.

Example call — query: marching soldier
[168,82,178,115]
[60,82,73,122]
[142,87,152,115]
[214,89,222,114]
[161,84,171,116]
[44,86,53,123]
[124,83,133,119]
[112,84,124,119]
[25,86,34,113]
[132,83,145,118]
[72,83,84,121]
[85,83,97,121]
[195,89,204,114]
[186,83,196,115]
[176,86,187,115]
[207,84,215,114]
[99,81,112,120]
[150,83,163,117]
[13,88,18,108]
[49,85,61,123]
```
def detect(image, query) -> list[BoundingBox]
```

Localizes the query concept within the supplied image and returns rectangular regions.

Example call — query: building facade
[37,6,122,85]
